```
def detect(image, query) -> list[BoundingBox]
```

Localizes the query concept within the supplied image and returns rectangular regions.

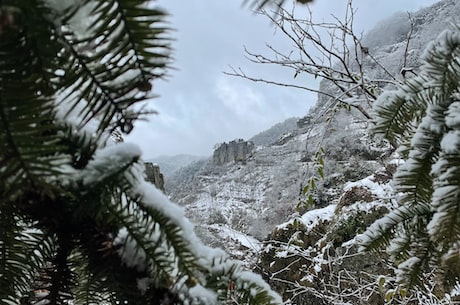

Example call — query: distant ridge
[249,117,299,146]
[147,154,207,177]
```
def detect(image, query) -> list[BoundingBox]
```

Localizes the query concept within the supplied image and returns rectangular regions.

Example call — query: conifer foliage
[0,1,282,304]
[360,24,460,293]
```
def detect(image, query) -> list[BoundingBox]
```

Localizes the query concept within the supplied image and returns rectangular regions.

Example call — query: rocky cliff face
[212,139,254,166]
[144,162,165,191]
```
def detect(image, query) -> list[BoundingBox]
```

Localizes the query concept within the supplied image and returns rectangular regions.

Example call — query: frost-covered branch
[226,0,400,122]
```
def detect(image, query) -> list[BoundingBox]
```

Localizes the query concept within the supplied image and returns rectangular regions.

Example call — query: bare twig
[401,12,416,79]
[227,2,399,123]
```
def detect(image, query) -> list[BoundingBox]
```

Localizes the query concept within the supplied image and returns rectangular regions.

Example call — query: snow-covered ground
[163,1,460,302]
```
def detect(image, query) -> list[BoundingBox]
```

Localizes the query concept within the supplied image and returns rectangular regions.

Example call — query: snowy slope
[166,0,459,278]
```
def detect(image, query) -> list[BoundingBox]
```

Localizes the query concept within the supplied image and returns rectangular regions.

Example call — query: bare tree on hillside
[227,0,416,210]
[227,0,404,122]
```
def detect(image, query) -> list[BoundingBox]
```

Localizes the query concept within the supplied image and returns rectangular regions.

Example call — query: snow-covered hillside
[165,0,459,252]
[164,1,460,303]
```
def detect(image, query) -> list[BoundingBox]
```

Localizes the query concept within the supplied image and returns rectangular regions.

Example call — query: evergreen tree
[0,1,282,304]
[360,24,460,294]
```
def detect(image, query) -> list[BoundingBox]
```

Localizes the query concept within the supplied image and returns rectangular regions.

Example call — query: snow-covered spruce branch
[360,23,460,295]
[0,1,285,302]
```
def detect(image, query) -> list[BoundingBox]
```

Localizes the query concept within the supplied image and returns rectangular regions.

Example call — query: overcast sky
[126,0,439,159]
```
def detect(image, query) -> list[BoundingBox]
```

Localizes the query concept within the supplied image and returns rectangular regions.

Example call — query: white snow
[188,285,217,304]
[396,256,421,274]
[441,131,460,154]
[344,175,393,200]
[114,227,147,272]
[446,101,460,128]
[427,185,458,236]
[313,263,322,273]
[431,158,449,176]
[301,205,336,230]
[275,250,290,258]
[278,204,336,231]
[420,104,446,134]
[210,224,262,252]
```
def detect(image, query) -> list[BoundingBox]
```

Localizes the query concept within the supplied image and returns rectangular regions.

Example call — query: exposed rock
[296,115,311,128]
[272,132,296,146]
[212,139,254,165]
[335,185,373,213]
[144,162,165,191]
[372,163,397,184]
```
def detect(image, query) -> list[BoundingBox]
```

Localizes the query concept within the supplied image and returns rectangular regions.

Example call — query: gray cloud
[126,0,439,159]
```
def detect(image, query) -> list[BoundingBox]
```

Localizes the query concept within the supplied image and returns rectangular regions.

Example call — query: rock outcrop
[296,115,311,128]
[212,139,254,165]
[144,162,165,191]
